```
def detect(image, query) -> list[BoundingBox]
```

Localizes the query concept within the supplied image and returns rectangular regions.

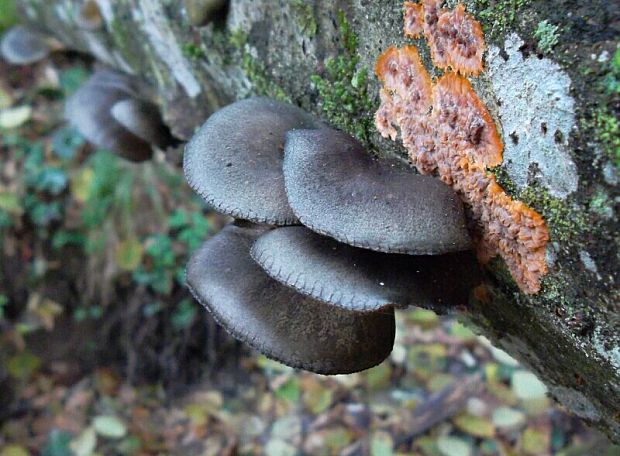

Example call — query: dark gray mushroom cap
[111,99,175,150]
[183,97,322,225]
[283,128,472,254]
[251,226,482,313]
[186,223,396,374]
[1,26,50,65]
[66,70,171,162]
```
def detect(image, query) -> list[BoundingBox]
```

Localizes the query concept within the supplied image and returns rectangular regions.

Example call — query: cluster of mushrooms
[183,97,482,375]
[64,69,177,162]
[1,26,176,161]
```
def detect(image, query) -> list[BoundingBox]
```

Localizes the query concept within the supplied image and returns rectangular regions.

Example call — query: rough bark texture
[18,0,620,441]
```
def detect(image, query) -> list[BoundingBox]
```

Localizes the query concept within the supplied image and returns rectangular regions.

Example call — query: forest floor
[0,52,619,456]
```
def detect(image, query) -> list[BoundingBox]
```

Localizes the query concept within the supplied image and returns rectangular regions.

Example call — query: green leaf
[492,406,526,430]
[274,377,300,403]
[69,427,97,456]
[171,299,197,330]
[42,430,72,456]
[0,445,30,456]
[52,127,84,159]
[0,192,22,214]
[8,351,41,379]
[60,67,90,96]
[512,370,548,400]
[522,427,549,455]
[93,415,127,439]
[371,432,394,456]
[35,168,68,195]
[436,436,472,456]
[0,105,32,129]
[115,239,144,271]
[453,414,495,438]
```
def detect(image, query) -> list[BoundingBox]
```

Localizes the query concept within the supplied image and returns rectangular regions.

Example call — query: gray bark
[18,0,620,441]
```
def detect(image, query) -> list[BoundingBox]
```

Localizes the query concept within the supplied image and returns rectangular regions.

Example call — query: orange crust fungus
[376,1,550,294]
[405,0,485,76]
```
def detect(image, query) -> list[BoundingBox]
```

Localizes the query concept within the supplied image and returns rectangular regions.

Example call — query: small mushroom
[251,226,482,313]
[65,69,176,162]
[0,25,52,65]
[186,222,396,374]
[283,127,472,254]
[183,97,322,225]
[184,0,228,26]
[110,99,177,151]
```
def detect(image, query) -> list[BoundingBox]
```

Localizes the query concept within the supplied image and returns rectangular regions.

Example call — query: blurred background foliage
[0,5,619,456]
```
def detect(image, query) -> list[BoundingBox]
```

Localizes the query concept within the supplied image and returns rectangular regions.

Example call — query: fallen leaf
[0,105,32,129]
[92,415,127,439]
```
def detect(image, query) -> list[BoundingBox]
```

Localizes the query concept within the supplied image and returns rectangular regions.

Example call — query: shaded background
[1,3,620,456]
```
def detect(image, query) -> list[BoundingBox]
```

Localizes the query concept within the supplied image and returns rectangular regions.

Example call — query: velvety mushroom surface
[283,128,472,254]
[66,70,170,162]
[183,97,323,225]
[1,25,50,65]
[251,226,481,313]
[186,223,396,374]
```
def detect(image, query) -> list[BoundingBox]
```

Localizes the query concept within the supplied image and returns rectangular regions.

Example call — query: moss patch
[534,20,560,54]
[310,11,374,145]
[464,0,530,40]
[291,0,317,38]
[229,29,290,102]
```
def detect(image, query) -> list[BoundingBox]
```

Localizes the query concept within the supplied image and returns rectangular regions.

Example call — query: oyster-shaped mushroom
[283,128,472,254]
[186,222,396,374]
[65,69,175,162]
[1,25,51,65]
[251,226,481,313]
[183,97,322,225]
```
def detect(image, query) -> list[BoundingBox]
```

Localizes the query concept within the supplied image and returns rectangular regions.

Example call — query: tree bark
[19,0,620,441]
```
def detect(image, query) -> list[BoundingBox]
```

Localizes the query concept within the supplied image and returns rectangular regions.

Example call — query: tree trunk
[19,0,620,441]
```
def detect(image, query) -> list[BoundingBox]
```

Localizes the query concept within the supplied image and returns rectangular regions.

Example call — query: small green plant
[534,20,560,54]
[310,11,374,145]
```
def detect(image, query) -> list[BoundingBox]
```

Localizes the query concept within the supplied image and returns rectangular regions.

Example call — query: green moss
[534,20,560,54]
[182,42,205,60]
[290,0,317,38]
[228,27,289,101]
[241,53,290,102]
[310,11,375,145]
[489,166,586,244]
[465,0,530,39]
[591,109,620,168]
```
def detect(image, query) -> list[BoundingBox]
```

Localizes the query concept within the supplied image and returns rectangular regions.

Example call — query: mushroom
[251,225,482,313]
[0,25,53,65]
[184,0,228,26]
[183,97,322,225]
[186,222,396,374]
[65,69,177,162]
[283,127,472,254]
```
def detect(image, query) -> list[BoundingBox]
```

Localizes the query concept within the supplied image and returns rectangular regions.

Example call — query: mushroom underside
[186,223,396,375]
[251,226,482,313]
